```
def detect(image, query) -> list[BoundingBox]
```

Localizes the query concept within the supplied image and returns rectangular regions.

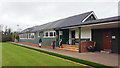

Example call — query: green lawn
[2,42,85,66]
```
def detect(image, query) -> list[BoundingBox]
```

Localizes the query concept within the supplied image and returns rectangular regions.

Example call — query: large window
[31,33,35,38]
[44,31,56,38]
[19,33,35,39]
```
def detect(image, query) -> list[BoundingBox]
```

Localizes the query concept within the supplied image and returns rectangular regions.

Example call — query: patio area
[12,42,119,67]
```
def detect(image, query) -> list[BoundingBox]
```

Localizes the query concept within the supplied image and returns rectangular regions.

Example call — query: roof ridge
[20,11,94,33]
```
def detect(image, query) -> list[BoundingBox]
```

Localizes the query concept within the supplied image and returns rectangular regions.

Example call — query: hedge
[10,43,113,68]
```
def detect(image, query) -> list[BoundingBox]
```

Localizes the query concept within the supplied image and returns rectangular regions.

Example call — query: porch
[57,41,95,52]
[55,21,119,53]
[55,27,95,53]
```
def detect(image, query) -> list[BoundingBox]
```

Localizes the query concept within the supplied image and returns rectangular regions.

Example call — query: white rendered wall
[81,27,91,41]
[69,27,91,44]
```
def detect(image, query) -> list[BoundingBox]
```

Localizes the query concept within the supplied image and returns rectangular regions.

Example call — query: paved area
[12,42,119,66]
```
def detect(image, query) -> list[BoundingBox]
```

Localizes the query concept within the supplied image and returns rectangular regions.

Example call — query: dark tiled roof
[20,11,93,33]
[20,11,120,33]
[81,16,120,25]
[55,16,120,29]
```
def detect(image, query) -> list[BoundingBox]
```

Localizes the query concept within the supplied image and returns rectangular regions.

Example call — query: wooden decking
[57,44,79,52]
[17,42,79,52]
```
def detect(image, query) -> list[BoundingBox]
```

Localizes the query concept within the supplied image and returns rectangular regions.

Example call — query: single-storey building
[19,11,120,53]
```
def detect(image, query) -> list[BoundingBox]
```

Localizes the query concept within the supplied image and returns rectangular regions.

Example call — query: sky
[0,0,119,32]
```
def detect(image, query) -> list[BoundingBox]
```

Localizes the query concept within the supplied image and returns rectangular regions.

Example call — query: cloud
[0,2,118,31]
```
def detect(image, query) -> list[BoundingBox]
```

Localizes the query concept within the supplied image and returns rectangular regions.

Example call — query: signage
[56,35,58,37]
[59,31,63,35]
[112,36,115,39]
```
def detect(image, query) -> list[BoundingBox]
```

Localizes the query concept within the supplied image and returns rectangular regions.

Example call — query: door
[102,30,112,50]
[71,31,75,45]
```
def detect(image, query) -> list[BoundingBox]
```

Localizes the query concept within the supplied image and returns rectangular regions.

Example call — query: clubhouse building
[19,11,120,53]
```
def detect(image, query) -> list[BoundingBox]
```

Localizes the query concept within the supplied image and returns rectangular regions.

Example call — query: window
[50,32,53,36]
[45,32,48,37]
[44,31,56,38]
[38,32,40,37]
[28,33,30,38]
[19,34,24,39]
[19,34,22,38]
[23,34,25,38]
[21,34,23,38]
[90,15,94,19]
[19,33,35,39]
[31,33,35,38]
[25,34,27,38]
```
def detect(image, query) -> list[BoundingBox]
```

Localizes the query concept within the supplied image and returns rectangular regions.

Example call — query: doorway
[71,31,75,45]
[102,30,112,50]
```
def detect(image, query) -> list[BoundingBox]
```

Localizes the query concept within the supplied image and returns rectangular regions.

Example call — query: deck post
[55,30,59,47]
[78,27,81,53]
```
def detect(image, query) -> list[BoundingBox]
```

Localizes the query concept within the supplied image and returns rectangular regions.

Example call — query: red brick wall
[81,42,95,52]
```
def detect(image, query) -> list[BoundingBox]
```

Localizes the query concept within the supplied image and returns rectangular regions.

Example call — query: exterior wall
[81,27,91,41]
[92,29,103,51]
[55,30,59,46]
[69,27,91,44]
[92,28,119,53]
[19,30,56,46]
[19,32,39,44]
[60,29,69,44]
[111,28,119,53]
[39,31,56,46]
[69,28,79,44]
[84,14,96,22]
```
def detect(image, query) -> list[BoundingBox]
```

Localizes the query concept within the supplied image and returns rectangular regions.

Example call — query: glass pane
[39,32,40,36]
[45,32,48,36]
[27,34,28,38]
[31,33,34,38]
[50,32,53,36]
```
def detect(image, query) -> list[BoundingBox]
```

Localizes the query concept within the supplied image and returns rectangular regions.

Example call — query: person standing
[52,39,55,49]
[59,39,63,48]
[39,38,42,48]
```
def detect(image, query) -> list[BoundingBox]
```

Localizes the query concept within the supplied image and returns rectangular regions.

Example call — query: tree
[12,32,19,42]
[2,26,12,42]
[8,28,11,34]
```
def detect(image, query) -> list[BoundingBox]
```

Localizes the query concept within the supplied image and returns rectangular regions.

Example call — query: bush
[12,33,19,42]
[2,35,12,42]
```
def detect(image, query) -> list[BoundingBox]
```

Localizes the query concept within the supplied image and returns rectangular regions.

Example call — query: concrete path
[12,42,119,67]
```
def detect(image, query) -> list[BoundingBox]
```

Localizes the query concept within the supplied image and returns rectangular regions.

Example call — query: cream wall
[81,27,91,41]
[69,27,91,44]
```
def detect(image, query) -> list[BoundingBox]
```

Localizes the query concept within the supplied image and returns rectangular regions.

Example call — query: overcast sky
[0,0,119,32]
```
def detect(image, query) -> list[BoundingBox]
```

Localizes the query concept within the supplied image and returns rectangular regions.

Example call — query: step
[100,50,112,53]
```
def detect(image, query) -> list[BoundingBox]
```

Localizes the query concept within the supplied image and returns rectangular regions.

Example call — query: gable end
[82,12,98,22]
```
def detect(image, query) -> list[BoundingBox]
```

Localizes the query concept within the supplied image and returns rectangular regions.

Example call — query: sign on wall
[59,31,63,35]
[56,35,58,37]
[112,36,116,39]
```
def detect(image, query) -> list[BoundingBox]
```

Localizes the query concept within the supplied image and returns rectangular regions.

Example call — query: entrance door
[71,31,75,45]
[102,30,112,50]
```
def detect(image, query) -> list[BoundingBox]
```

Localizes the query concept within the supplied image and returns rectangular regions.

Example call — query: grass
[2,42,86,66]
[10,42,114,68]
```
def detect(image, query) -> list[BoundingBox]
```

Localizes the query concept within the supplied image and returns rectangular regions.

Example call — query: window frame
[38,32,41,37]
[30,33,35,39]
[44,31,56,38]
[20,33,35,39]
